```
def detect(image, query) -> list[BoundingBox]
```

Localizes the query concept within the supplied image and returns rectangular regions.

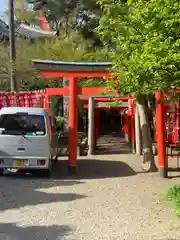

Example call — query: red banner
[0,91,49,110]
[164,101,179,143]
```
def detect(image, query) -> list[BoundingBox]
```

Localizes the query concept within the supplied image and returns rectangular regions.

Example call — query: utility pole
[8,0,16,92]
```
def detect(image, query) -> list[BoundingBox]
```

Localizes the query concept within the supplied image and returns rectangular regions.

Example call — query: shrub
[167,184,180,217]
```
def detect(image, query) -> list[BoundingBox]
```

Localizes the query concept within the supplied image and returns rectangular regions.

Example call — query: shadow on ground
[0,223,73,240]
[0,175,86,211]
[55,158,137,179]
[0,157,136,211]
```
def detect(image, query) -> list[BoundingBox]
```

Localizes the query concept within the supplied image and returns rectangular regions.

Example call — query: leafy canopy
[27,0,102,46]
[5,0,40,25]
[0,35,109,91]
[98,0,180,97]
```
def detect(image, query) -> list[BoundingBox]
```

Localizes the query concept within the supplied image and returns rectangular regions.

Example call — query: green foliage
[0,35,109,91]
[80,78,108,87]
[98,0,180,97]
[127,0,134,5]
[32,0,46,11]
[167,185,180,217]
[4,0,110,91]
[107,100,123,107]
[28,0,102,46]
[55,116,64,131]
[5,0,40,25]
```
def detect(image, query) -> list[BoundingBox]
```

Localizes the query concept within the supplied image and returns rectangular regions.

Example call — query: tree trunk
[136,96,157,172]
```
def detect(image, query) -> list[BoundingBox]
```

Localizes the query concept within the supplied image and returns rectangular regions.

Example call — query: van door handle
[17,148,25,151]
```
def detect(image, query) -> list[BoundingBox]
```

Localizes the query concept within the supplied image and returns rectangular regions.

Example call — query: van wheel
[0,168,4,176]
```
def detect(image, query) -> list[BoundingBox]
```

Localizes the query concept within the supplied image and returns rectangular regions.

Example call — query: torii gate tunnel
[33,60,168,178]
[33,60,114,175]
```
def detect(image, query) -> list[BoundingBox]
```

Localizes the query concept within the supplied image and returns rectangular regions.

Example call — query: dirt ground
[0,150,179,240]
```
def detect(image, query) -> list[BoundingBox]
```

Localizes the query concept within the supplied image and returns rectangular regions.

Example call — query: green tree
[98,0,180,171]
[5,0,40,25]
[27,0,102,47]
[0,35,108,91]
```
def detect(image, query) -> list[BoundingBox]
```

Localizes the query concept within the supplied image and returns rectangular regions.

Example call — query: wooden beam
[46,87,69,95]
[45,87,122,97]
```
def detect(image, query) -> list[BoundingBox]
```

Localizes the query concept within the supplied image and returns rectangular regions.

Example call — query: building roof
[0,18,55,82]
[0,18,55,41]
[33,60,112,73]
[33,60,112,66]
[15,23,55,39]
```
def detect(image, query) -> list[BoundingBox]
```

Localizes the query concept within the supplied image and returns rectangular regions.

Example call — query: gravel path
[0,154,179,240]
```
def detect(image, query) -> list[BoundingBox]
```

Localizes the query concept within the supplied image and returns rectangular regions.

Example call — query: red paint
[46,112,52,136]
[128,97,133,116]
[79,87,116,95]
[169,143,180,147]
[167,154,180,157]
[43,93,50,113]
[127,116,131,141]
[127,97,135,143]
[68,77,78,167]
[155,92,166,169]
[41,71,112,78]
[39,8,51,30]
[46,87,69,96]
[44,87,121,97]
[122,114,128,135]
[131,115,135,144]
[0,91,48,109]
[94,109,100,148]
[94,110,97,148]
[164,101,179,143]
[130,99,135,144]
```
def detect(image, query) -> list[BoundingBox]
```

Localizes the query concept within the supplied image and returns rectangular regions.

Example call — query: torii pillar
[88,97,95,155]
[155,92,167,178]
[68,77,78,175]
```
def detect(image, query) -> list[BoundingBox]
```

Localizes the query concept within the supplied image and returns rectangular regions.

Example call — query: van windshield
[0,114,46,136]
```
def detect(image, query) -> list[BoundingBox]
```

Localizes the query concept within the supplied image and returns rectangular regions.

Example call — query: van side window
[0,114,46,135]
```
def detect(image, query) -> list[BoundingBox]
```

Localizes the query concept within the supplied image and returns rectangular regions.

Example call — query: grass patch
[167,184,180,217]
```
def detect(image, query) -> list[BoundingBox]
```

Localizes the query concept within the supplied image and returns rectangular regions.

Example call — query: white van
[0,107,58,177]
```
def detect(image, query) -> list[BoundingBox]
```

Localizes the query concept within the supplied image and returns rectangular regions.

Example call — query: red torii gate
[33,60,114,175]
[46,86,131,155]
[83,98,130,150]
[33,60,167,178]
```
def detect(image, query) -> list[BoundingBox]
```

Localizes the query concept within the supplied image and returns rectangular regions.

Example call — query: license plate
[14,160,27,167]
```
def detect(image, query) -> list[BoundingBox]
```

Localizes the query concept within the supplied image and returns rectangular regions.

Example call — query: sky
[0,0,7,21]
[0,1,32,23]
